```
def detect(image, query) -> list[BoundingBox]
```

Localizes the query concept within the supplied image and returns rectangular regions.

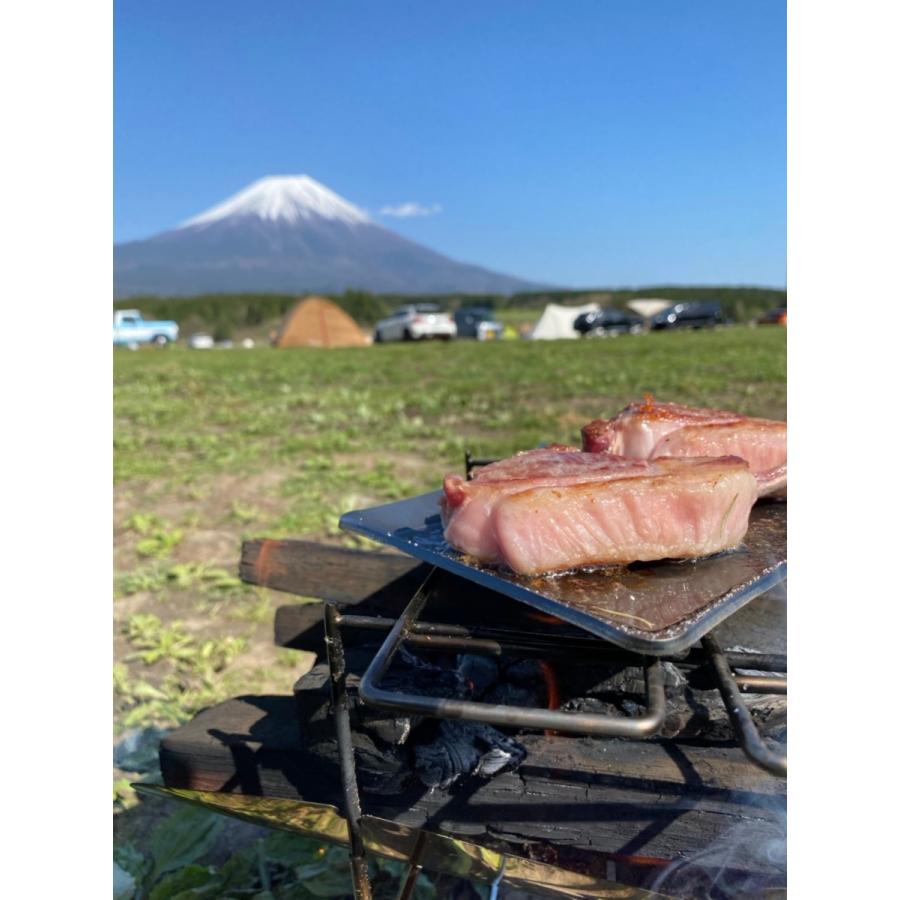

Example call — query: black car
[454,307,504,340]
[573,307,644,337]
[650,301,725,330]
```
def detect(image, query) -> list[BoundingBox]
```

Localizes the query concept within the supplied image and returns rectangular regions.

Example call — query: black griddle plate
[339,492,786,656]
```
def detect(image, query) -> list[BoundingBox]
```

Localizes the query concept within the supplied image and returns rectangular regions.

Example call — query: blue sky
[114,0,785,288]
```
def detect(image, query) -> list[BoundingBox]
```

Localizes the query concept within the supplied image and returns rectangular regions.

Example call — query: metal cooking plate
[340,491,786,655]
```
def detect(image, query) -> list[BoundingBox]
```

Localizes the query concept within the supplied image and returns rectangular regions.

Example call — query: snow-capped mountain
[114,175,544,297]
[179,175,371,228]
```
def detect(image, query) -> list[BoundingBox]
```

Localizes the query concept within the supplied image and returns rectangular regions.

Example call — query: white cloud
[379,201,443,218]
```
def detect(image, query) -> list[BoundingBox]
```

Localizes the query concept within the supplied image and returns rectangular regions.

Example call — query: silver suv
[373,304,458,342]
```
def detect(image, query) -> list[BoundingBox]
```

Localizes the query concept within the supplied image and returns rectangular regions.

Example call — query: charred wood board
[273,580,787,662]
[159,694,785,878]
[273,570,609,654]
[240,539,426,604]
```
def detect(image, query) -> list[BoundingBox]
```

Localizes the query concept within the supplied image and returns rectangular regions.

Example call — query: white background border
[3,0,900,894]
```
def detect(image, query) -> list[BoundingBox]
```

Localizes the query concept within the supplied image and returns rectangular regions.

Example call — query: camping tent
[530,302,599,340]
[626,298,672,319]
[274,296,369,348]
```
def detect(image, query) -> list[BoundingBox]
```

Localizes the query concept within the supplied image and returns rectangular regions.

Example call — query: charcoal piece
[414,720,526,790]
[500,658,546,686]
[661,660,688,689]
[457,654,500,695]
[560,665,647,699]
[293,658,415,747]
[559,697,623,718]
[483,683,542,708]
[304,729,413,796]
[560,659,687,703]
[746,698,788,733]
[380,647,466,698]
[666,686,788,741]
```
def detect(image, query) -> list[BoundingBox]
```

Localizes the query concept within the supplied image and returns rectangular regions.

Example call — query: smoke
[649,799,786,898]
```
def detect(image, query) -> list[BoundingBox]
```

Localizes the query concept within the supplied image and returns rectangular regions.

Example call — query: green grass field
[113,325,785,889]
[116,326,785,482]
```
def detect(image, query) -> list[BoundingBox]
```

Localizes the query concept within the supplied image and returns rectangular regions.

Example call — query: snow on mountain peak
[179,175,371,228]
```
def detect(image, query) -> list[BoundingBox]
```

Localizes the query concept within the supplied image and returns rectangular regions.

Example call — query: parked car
[373,304,457,342]
[454,307,504,340]
[574,307,644,337]
[757,307,787,326]
[113,309,179,347]
[650,301,726,331]
[188,333,215,349]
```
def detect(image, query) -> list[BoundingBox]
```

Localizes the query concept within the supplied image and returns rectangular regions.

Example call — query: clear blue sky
[114,0,785,288]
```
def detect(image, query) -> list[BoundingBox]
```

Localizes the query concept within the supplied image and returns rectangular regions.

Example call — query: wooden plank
[160,695,785,880]
[273,603,326,651]
[271,566,599,650]
[240,539,427,603]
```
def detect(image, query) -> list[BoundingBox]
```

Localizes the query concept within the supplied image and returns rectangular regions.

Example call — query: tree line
[114,286,786,337]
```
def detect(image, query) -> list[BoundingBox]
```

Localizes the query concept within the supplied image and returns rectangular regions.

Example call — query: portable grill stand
[323,564,787,898]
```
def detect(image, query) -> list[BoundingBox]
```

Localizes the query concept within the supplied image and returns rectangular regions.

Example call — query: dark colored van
[650,301,725,330]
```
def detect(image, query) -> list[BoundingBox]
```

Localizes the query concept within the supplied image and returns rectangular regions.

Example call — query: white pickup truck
[113,310,180,347]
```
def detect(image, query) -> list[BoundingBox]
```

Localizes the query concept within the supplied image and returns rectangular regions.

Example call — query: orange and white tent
[274,296,369,348]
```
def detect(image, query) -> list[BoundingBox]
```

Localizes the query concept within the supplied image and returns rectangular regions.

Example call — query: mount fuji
[114,176,544,297]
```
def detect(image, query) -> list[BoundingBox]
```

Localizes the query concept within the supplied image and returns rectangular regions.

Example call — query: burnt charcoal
[293,658,416,747]
[559,697,624,718]
[479,658,545,707]
[366,715,415,747]
[745,697,788,736]
[661,660,689,689]
[483,683,542,707]
[304,729,413,795]
[665,687,788,741]
[457,654,500,694]
[380,647,467,698]
[501,658,546,686]
[414,720,526,789]
[557,661,788,741]
[558,660,685,702]
[380,649,504,701]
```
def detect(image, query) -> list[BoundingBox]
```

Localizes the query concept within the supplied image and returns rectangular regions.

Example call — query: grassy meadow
[113,325,785,892]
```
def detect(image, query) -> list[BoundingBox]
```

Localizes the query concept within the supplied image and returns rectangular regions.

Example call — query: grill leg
[324,603,373,900]
[702,633,787,777]
[394,829,427,900]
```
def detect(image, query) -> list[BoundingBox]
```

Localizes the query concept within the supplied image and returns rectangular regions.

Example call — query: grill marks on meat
[582,400,787,497]
[442,449,757,575]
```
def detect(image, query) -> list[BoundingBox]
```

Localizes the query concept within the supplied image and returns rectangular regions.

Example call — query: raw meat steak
[582,399,787,496]
[442,448,757,575]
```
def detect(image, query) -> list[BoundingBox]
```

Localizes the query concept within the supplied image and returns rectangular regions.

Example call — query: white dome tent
[530,302,600,340]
